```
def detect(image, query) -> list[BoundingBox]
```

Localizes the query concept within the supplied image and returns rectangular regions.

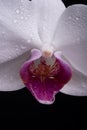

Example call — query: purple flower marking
[20,49,72,104]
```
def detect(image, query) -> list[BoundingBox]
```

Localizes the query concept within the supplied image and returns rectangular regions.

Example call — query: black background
[0,0,87,129]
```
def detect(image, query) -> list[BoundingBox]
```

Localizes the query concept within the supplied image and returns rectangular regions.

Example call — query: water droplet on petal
[21,11,23,14]
[16,48,19,51]
[82,82,86,88]
[21,46,26,50]
[68,16,72,20]
[16,9,20,14]
[2,31,5,34]
[8,55,12,59]
[49,77,54,79]
[76,37,81,42]
[27,39,31,43]
[1,31,6,36]
[76,17,79,21]
[10,76,14,81]
[25,17,28,20]
[13,19,17,24]
[20,16,24,20]
[21,0,23,3]
[15,45,19,51]
[4,75,7,78]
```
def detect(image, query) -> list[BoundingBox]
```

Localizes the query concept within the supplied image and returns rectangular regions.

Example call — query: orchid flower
[0,0,87,105]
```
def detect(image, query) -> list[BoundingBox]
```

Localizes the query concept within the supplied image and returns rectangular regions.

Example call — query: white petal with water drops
[0,52,30,91]
[60,68,87,96]
[0,21,31,63]
[53,4,87,75]
[38,0,65,43]
[0,0,42,49]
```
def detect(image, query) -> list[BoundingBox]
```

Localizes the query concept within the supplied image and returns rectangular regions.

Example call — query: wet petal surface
[0,52,30,91]
[38,0,65,43]
[60,68,87,96]
[0,0,41,43]
[0,21,32,64]
[53,4,87,75]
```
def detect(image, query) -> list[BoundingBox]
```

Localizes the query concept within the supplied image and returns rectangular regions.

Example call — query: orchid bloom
[0,0,87,105]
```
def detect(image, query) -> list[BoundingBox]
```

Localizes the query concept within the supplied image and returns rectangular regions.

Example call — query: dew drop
[49,77,54,79]
[8,55,12,59]
[25,17,28,20]
[27,39,31,43]
[21,0,23,2]
[21,46,26,50]
[21,11,23,14]
[2,31,5,34]
[20,16,24,20]
[82,82,86,88]
[13,19,17,24]
[76,17,80,21]
[16,9,20,14]
[76,37,81,42]
[10,76,14,81]
[1,31,6,36]
[4,75,7,78]
[15,45,19,51]
[68,16,72,20]
[32,75,36,78]
[16,48,19,51]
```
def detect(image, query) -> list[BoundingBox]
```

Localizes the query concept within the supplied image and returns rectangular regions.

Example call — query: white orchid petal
[0,0,42,51]
[53,4,87,75]
[0,52,30,91]
[60,68,87,96]
[38,0,65,43]
[0,21,32,63]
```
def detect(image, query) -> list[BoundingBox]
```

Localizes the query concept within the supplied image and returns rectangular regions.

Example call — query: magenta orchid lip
[20,49,72,104]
